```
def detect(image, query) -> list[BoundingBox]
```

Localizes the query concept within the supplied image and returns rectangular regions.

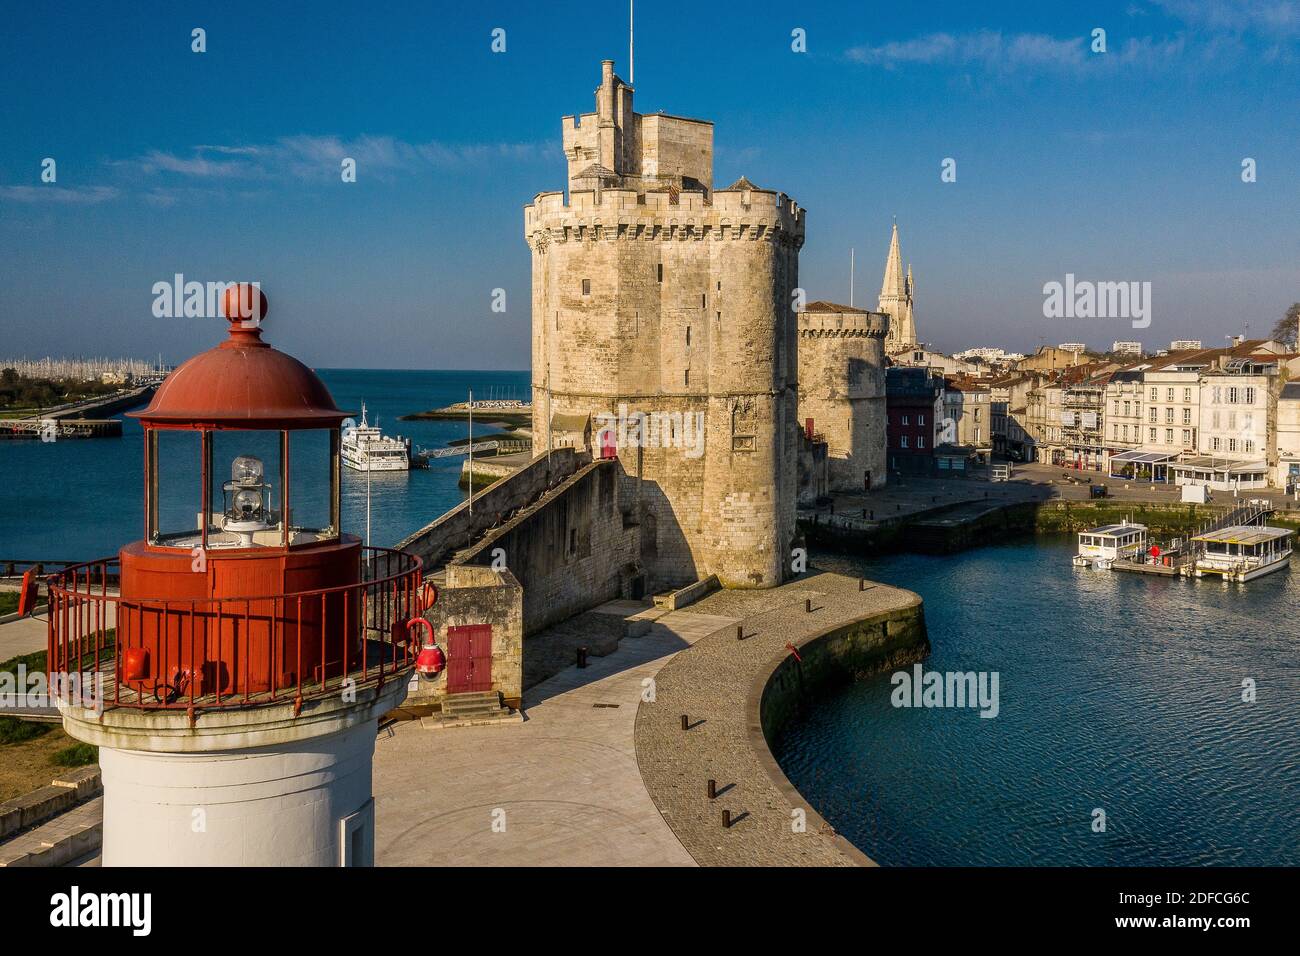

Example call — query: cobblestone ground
[634,571,918,867]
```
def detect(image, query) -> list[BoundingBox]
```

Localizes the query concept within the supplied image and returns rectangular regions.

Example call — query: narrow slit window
[656,264,663,283]
[581,278,591,295]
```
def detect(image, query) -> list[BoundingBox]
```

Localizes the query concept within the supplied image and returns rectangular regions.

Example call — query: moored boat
[1188,525,1294,582]
[1073,520,1148,569]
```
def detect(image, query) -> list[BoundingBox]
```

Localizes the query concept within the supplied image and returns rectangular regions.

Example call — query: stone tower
[797,302,889,491]
[525,60,805,589]
[878,221,917,352]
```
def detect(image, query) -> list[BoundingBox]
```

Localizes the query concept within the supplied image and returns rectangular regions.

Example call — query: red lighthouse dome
[134,287,345,429]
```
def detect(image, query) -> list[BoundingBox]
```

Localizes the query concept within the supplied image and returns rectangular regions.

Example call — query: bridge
[416,438,532,461]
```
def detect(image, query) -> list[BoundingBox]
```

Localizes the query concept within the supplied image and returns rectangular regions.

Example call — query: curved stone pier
[634,571,927,866]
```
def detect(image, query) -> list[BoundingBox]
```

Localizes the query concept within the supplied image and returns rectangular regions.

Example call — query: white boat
[1188,525,1294,582]
[1073,520,1148,569]
[341,403,410,472]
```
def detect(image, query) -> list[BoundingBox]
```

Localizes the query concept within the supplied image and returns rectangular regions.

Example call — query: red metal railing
[46,547,422,712]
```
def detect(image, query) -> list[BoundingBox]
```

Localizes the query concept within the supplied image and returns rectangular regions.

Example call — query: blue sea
[0,369,531,561]
[778,539,1300,866]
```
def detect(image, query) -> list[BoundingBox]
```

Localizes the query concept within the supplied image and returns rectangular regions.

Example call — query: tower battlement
[797,309,889,338]
[525,187,804,247]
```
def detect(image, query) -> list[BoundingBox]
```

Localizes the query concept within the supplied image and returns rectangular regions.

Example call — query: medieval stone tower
[525,60,805,589]
[797,302,889,491]
[878,221,918,352]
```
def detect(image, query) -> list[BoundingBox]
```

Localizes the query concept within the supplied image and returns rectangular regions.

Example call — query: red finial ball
[222,284,268,327]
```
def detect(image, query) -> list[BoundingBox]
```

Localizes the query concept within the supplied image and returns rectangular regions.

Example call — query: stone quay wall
[456,458,642,636]
[395,447,581,570]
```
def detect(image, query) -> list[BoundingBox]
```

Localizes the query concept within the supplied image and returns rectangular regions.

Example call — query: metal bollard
[681,714,689,731]
[859,579,866,591]
[708,779,717,799]
[577,646,588,668]
[805,598,812,612]
[722,809,732,828]
[736,625,744,641]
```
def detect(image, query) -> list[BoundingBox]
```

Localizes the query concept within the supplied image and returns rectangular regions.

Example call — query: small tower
[797,302,890,491]
[878,221,918,352]
[47,287,422,866]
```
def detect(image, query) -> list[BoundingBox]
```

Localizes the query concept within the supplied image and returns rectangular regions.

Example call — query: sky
[1,0,1298,369]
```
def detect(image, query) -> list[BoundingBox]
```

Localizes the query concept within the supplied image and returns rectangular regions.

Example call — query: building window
[1182,429,1191,444]
[1148,408,1157,423]
[1228,438,1237,452]
[1228,387,1239,403]
[684,369,690,387]
[716,311,721,323]
[1182,408,1191,424]
[918,436,926,449]
[686,326,691,347]
[902,415,909,426]
[1166,387,1174,401]
[1245,439,1254,453]
[1165,408,1174,424]
[582,278,591,295]
[555,311,559,330]
[1184,388,1192,402]
[1245,387,1256,404]
[918,414,926,426]
[716,281,721,291]
[1212,437,1221,451]
[700,293,706,308]
[1166,428,1174,443]
[1149,428,1157,442]
[657,264,663,283]
[900,435,909,448]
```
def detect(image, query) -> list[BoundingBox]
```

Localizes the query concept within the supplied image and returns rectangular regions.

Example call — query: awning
[550,412,591,433]
[1110,449,1178,465]
[1170,456,1267,475]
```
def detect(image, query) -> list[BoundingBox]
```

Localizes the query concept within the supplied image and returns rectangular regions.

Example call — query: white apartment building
[1276,382,1300,495]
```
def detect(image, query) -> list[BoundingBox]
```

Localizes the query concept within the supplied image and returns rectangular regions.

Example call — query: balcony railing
[46,547,422,713]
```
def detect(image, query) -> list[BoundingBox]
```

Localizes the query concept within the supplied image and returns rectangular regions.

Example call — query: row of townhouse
[993,340,1300,491]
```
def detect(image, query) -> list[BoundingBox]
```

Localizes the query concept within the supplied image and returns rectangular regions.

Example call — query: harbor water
[0,369,531,561]
[776,538,1300,866]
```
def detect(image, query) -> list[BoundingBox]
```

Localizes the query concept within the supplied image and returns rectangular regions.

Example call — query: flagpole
[468,387,474,515]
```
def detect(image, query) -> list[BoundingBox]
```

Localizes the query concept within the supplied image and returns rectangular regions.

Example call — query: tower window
[555,311,559,330]
[686,326,691,347]
[716,311,721,323]
[700,293,706,308]
[657,264,663,283]
[684,369,690,387]
[717,281,721,291]
[582,278,591,295]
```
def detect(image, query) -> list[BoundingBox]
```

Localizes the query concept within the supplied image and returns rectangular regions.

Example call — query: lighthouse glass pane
[288,429,336,542]
[208,430,283,549]
[152,430,203,547]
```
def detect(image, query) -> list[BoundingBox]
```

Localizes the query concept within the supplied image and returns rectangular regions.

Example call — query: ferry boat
[1072,520,1148,570]
[1188,525,1294,582]
[341,403,411,472]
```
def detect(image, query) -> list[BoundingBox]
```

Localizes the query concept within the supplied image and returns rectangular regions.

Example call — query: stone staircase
[0,766,103,867]
[421,690,522,730]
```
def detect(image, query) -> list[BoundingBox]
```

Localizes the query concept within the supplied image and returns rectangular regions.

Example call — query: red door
[446,624,493,693]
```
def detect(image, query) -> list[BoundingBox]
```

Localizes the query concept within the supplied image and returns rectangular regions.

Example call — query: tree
[1270,302,1300,349]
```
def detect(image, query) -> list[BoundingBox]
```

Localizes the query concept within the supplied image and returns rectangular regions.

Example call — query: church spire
[881,220,905,298]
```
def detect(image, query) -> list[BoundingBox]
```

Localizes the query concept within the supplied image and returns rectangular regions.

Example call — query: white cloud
[0,185,119,204]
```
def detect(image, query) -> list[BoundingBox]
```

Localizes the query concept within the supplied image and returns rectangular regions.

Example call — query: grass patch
[0,631,116,680]
[52,743,98,767]
[0,592,18,616]
[0,715,53,745]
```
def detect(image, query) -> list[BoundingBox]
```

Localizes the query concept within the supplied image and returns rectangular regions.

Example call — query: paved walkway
[373,603,736,866]
[0,615,48,662]
[635,573,920,867]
